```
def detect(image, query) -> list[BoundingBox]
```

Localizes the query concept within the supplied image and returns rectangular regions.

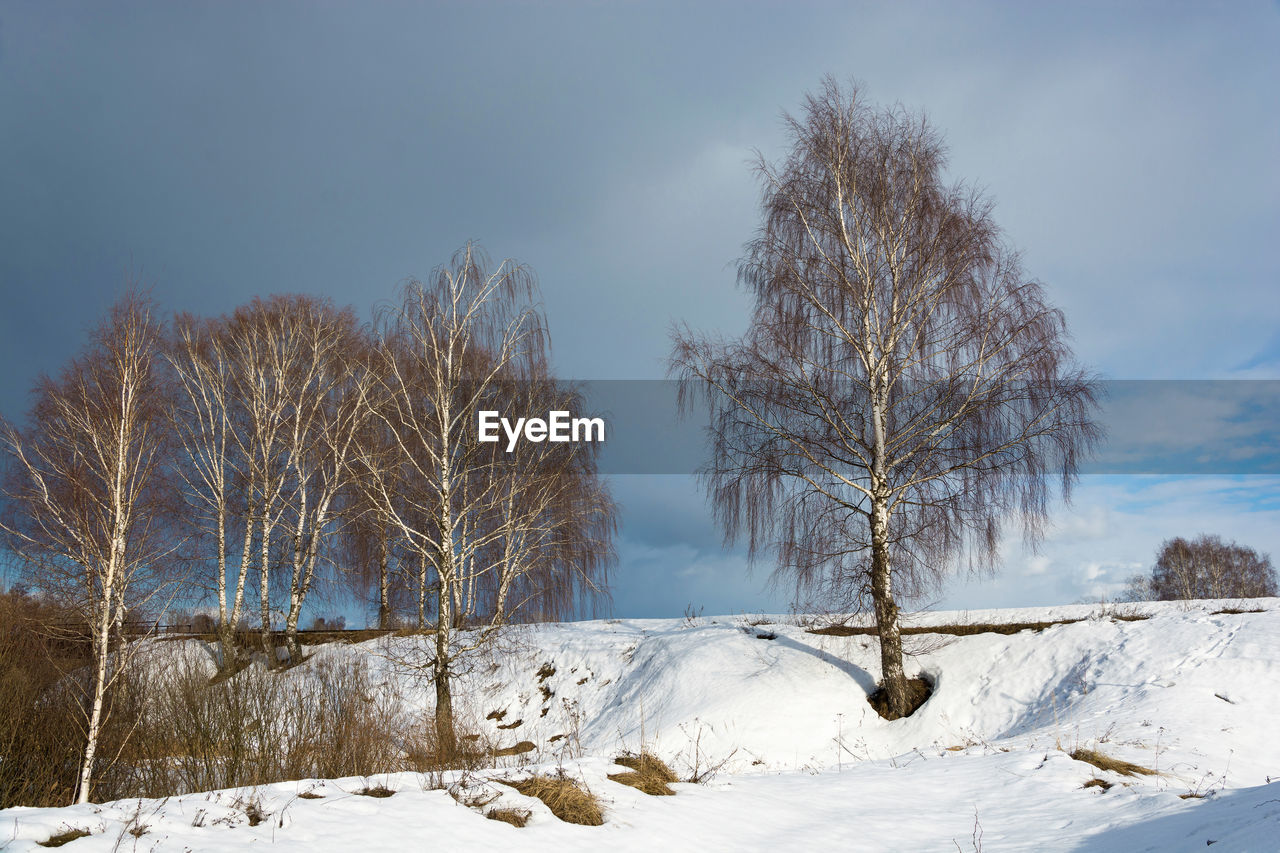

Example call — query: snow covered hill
[3,600,1278,851]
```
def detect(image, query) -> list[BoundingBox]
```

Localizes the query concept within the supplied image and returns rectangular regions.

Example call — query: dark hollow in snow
[867,676,933,720]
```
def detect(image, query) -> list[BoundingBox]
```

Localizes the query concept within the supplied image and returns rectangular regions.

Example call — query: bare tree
[193,295,369,666]
[357,244,614,755]
[168,313,253,669]
[338,390,415,630]
[0,292,173,803]
[672,79,1099,718]
[1118,571,1152,603]
[479,374,615,624]
[272,301,370,666]
[1149,535,1276,601]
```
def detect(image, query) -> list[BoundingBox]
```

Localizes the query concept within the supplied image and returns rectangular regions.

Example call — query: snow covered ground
[3,600,1278,851]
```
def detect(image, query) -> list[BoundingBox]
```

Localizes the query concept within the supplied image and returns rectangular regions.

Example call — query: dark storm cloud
[2,1,1277,615]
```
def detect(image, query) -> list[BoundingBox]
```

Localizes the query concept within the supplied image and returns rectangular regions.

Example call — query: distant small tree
[1118,572,1151,603]
[1148,535,1276,601]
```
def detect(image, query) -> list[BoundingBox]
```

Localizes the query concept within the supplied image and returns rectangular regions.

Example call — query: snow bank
[2,599,1276,851]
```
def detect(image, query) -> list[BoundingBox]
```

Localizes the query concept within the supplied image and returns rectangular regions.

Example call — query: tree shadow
[770,632,878,693]
[1068,782,1280,852]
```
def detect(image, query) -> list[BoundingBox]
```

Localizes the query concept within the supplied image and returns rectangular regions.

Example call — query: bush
[121,651,412,796]
[0,588,87,808]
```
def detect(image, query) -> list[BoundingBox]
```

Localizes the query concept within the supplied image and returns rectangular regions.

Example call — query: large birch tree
[672,79,1100,718]
[0,293,172,803]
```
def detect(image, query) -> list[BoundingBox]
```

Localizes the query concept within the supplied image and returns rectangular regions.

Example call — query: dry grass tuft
[39,827,91,847]
[356,785,396,798]
[1213,607,1265,615]
[235,796,268,826]
[1070,748,1158,777]
[608,752,679,796]
[511,773,604,826]
[1082,778,1113,791]
[867,677,933,720]
[486,807,532,827]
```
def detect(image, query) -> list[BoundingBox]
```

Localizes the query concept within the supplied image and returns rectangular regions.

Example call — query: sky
[1,1,1278,619]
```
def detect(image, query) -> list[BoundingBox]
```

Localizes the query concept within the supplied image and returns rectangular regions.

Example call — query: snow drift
[2,599,1277,851]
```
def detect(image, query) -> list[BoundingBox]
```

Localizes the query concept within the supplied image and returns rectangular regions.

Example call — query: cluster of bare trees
[673,78,1099,718]
[0,246,615,802]
[1124,535,1277,602]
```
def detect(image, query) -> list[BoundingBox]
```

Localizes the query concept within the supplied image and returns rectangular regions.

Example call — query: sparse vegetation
[510,773,604,826]
[810,619,1093,637]
[486,807,531,827]
[234,795,268,825]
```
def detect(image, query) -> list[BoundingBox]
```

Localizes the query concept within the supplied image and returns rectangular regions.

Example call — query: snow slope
[3,600,1278,851]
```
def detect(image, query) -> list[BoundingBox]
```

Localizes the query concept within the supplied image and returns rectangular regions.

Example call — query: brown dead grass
[1082,778,1113,791]
[867,677,933,720]
[39,827,91,847]
[486,807,532,827]
[810,619,1091,638]
[356,785,396,798]
[608,752,679,796]
[1070,748,1158,777]
[511,773,604,826]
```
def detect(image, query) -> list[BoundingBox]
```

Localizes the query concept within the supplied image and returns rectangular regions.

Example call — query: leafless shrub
[675,719,738,784]
[0,588,84,807]
[120,651,412,796]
